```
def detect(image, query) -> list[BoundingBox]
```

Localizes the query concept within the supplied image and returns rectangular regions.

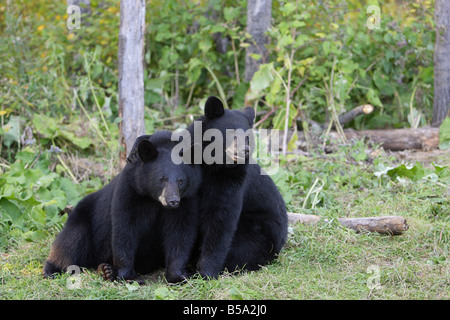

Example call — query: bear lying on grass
[187,96,288,279]
[43,131,201,283]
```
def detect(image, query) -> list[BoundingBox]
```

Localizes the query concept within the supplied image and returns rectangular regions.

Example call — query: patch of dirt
[388,149,450,167]
[61,154,120,183]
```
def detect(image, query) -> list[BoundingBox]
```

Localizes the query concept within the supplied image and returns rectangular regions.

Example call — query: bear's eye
[159,176,165,183]
[178,179,183,185]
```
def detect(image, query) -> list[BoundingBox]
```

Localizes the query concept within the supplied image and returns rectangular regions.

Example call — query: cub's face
[202,96,255,166]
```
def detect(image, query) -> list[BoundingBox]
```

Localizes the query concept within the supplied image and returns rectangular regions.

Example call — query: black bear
[187,96,288,279]
[43,131,201,283]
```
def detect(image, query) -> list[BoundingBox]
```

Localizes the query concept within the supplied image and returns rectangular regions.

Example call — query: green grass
[1,149,449,300]
[1,219,448,300]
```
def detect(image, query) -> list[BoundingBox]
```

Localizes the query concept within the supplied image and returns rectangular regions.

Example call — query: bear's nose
[168,199,180,208]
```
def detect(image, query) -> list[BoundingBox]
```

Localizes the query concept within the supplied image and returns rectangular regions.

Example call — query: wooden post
[244,0,272,82]
[433,0,450,127]
[118,0,146,169]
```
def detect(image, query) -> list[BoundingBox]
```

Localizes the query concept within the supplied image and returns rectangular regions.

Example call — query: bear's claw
[97,263,116,282]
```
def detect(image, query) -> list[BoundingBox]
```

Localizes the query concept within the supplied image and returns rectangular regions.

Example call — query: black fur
[189,96,288,279]
[42,131,201,283]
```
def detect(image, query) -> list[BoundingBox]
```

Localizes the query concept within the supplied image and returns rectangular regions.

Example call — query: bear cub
[189,96,288,279]
[43,131,201,283]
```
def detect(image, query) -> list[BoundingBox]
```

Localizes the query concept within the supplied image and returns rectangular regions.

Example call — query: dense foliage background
[1,0,436,138]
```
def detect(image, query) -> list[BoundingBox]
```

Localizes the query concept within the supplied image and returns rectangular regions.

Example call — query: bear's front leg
[162,202,199,283]
[111,230,140,282]
[196,187,243,279]
[110,205,142,283]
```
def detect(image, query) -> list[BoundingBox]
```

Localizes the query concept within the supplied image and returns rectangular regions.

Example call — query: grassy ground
[0,148,449,300]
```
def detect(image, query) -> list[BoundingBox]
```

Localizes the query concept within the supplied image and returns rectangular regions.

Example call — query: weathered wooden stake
[118,0,146,169]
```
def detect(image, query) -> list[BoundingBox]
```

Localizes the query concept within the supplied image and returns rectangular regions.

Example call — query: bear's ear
[138,139,158,162]
[243,107,255,126]
[205,96,225,119]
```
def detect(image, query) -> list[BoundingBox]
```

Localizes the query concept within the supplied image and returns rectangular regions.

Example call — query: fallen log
[282,127,439,151]
[341,127,440,151]
[287,212,409,235]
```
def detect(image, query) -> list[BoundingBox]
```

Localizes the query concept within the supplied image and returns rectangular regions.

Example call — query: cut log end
[362,104,374,114]
[287,212,409,236]
[338,104,374,126]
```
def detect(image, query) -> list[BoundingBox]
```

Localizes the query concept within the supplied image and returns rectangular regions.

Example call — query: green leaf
[15,149,37,164]
[366,89,383,107]
[248,63,274,99]
[186,58,203,84]
[334,75,351,103]
[352,150,368,162]
[59,129,92,149]
[16,189,34,202]
[322,41,331,55]
[154,23,172,42]
[154,287,175,300]
[295,34,309,47]
[229,287,244,300]
[32,114,59,139]
[432,162,449,178]
[291,21,306,28]
[0,198,21,221]
[339,59,359,75]
[287,131,298,152]
[249,53,261,61]
[36,172,59,189]
[199,38,212,53]
[2,116,21,148]
[30,205,46,226]
[57,177,82,206]
[280,2,296,16]
[50,189,67,209]
[278,34,294,48]
[266,76,282,106]
[232,82,250,109]
[272,103,297,130]
[386,162,425,181]
[224,7,240,22]
[26,230,47,242]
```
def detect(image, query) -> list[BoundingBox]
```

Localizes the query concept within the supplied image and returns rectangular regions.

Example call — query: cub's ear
[205,96,225,119]
[127,135,152,164]
[243,107,255,126]
[138,139,158,162]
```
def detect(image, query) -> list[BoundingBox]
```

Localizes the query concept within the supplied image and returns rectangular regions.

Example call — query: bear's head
[127,131,201,209]
[201,96,255,167]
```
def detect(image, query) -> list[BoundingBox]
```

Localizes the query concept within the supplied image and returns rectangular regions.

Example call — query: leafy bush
[249,1,434,132]
[0,147,101,250]
[0,0,436,151]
